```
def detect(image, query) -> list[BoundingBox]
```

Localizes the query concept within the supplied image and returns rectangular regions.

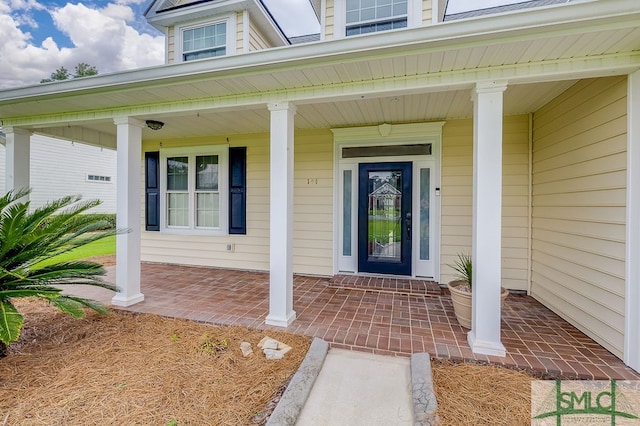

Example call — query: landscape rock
[257,336,293,360]
[261,339,279,350]
[240,342,253,357]
[264,348,285,360]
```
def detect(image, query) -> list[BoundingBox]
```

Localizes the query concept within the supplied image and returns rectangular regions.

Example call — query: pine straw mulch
[431,358,537,425]
[0,299,310,425]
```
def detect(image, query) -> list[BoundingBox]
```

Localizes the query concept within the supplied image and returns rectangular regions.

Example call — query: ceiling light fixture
[146,120,164,130]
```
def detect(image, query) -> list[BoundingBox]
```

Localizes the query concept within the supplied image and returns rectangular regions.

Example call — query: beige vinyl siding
[325,0,335,40]
[440,116,530,290]
[531,76,627,358]
[140,130,334,276]
[236,11,244,54]
[167,26,175,64]
[502,116,530,291]
[293,130,334,275]
[249,21,272,51]
[422,0,433,25]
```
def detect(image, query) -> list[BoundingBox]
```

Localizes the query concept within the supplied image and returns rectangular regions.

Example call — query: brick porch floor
[70,263,639,380]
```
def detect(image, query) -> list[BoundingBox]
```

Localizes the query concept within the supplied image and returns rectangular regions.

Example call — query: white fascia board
[145,0,288,45]
[147,0,248,27]
[249,0,289,46]
[309,0,321,21]
[143,0,161,18]
[0,0,638,104]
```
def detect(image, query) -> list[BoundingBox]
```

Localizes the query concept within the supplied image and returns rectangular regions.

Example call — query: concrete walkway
[295,349,414,425]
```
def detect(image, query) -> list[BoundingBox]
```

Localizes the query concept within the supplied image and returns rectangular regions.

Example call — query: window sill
[157,228,229,237]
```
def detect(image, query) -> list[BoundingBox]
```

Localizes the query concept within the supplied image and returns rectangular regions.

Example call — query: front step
[329,274,441,296]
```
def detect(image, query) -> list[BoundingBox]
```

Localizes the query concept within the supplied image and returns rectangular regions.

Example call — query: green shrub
[70,213,116,230]
[0,189,118,356]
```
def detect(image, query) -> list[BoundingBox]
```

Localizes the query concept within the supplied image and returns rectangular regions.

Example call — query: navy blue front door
[358,162,412,275]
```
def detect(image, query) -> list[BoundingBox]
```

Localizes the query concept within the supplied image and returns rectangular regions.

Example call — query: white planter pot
[447,280,508,329]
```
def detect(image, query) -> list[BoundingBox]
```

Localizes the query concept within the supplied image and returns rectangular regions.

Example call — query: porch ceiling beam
[33,127,117,150]
[2,51,639,129]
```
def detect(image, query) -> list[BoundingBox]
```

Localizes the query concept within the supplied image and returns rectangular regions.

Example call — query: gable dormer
[145,0,290,64]
[325,0,436,40]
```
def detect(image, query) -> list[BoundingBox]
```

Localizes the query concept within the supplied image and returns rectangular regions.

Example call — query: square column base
[111,293,145,307]
[467,330,506,357]
[265,311,297,327]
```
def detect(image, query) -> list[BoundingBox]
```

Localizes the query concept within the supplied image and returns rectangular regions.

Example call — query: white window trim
[159,145,229,235]
[333,0,420,39]
[175,13,237,63]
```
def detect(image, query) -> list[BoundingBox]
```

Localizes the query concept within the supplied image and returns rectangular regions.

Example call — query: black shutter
[228,147,247,235]
[145,151,160,231]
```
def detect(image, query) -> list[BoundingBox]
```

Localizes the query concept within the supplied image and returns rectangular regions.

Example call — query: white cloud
[7,0,44,11]
[115,0,148,5]
[0,0,164,89]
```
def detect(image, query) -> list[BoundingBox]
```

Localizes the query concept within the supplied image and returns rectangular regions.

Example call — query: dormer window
[175,15,236,63]
[182,22,227,61]
[345,0,408,36]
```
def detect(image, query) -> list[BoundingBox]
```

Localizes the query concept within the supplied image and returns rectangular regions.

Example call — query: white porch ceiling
[0,0,638,147]
[34,80,578,145]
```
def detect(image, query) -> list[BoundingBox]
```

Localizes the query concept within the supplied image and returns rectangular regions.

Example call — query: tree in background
[73,63,98,78]
[40,63,98,83]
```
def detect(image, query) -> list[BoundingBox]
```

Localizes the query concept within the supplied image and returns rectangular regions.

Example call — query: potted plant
[447,253,508,329]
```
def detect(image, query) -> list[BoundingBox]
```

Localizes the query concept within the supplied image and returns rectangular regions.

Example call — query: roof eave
[0,0,638,105]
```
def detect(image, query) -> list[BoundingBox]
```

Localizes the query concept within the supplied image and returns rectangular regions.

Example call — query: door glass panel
[343,170,352,256]
[419,168,430,260]
[367,170,402,262]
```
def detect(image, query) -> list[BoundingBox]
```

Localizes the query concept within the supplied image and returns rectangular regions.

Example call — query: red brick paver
[69,263,640,380]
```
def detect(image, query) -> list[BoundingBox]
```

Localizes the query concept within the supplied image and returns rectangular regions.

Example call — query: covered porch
[1,0,640,374]
[68,262,640,380]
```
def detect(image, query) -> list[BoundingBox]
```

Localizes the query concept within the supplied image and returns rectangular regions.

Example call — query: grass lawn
[36,235,116,267]
[368,217,401,243]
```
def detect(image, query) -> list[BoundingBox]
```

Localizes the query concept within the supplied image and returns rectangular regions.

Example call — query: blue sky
[0,0,529,90]
[19,0,157,49]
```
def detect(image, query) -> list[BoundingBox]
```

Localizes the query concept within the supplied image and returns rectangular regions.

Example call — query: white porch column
[468,81,507,357]
[4,127,31,195]
[266,102,297,327]
[625,69,640,372]
[111,117,144,306]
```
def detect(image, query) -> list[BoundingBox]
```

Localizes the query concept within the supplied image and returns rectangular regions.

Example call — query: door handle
[406,212,412,240]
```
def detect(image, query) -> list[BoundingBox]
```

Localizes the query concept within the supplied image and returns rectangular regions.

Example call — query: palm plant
[451,252,472,289]
[0,189,118,357]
